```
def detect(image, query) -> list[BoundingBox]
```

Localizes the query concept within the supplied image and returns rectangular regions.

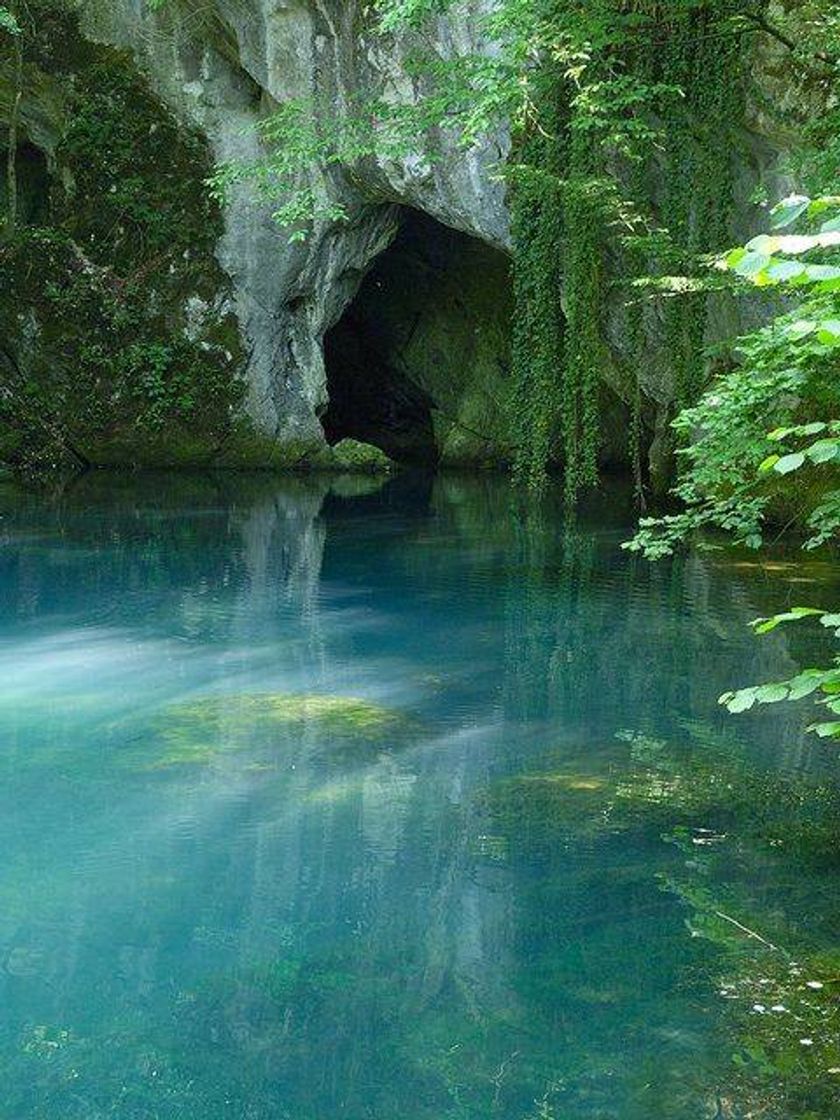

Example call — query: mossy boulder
[327,439,395,473]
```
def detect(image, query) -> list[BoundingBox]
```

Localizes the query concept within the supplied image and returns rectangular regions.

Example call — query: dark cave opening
[321,207,512,466]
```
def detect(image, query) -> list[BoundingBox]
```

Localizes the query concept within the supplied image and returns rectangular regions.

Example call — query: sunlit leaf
[773,452,805,474]
[806,440,840,464]
[770,194,811,229]
[807,721,840,738]
[755,683,789,703]
[722,689,757,713]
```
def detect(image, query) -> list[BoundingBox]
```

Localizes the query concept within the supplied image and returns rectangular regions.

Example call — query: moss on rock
[327,439,395,473]
[0,1,248,469]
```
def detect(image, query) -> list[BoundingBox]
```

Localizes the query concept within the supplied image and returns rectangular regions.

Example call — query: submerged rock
[144,691,409,770]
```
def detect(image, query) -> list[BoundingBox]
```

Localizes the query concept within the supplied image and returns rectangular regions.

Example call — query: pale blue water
[0,472,838,1119]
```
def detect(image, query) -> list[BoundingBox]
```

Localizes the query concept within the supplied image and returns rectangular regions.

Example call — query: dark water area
[0,471,838,1119]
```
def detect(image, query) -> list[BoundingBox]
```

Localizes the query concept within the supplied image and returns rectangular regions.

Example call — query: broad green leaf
[751,607,823,633]
[808,721,840,738]
[722,689,757,713]
[786,673,825,701]
[765,259,806,283]
[773,232,840,254]
[805,439,840,464]
[746,234,780,254]
[755,683,790,703]
[816,329,840,345]
[770,194,811,229]
[781,321,816,341]
[724,247,747,270]
[732,251,771,279]
[803,263,840,282]
[758,454,780,473]
[807,195,840,215]
[773,452,805,474]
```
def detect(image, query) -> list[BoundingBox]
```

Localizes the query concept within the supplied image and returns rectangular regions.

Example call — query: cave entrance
[321,207,512,466]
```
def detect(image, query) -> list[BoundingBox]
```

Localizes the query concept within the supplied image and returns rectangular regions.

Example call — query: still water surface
[0,473,838,1119]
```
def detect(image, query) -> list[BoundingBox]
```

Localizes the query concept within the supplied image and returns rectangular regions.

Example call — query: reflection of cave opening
[322,208,512,465]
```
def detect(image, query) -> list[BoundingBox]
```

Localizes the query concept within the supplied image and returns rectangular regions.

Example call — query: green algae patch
[145,692,410,770]
[166,693,403,735]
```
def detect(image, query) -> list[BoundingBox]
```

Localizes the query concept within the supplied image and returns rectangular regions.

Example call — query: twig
[740,12,837,69]
[714,910,781,953]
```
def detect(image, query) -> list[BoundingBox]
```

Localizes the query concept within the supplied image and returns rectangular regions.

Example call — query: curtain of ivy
[509,0,756,495]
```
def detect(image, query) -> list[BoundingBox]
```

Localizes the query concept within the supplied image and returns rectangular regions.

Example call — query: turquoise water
[0,472,838,1119]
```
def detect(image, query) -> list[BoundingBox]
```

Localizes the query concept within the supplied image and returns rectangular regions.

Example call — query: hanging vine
[192,0,769,494]
[507,0,759,494]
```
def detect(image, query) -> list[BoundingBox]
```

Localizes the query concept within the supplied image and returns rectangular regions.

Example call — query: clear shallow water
[0,472,838,1119]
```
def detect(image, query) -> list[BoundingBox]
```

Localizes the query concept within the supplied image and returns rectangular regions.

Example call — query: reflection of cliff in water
[1,472,838,1117]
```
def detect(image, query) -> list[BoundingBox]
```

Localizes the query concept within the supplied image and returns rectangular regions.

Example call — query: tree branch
[741,11,837,70]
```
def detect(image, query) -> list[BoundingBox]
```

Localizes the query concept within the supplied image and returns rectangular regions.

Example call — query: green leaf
[786,673,825,701]
[765,260,806,283]
[758,454,780,473]
[803,263,840,282]
[773,452,805,474]
[732,251,771,279]
[724,247,747,270]
[782,321,817,340]
[751,608,824,633]
[755,683,790,703]
[745,234,780,254]
[770,194,811,229]
[806,440,840,464]
[722,688,757,713]
[807,721,840,738]
[0,6,20,33]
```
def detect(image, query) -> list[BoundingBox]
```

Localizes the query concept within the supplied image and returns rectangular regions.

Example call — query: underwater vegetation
[481,728,840,1118]
[146,692,412,771]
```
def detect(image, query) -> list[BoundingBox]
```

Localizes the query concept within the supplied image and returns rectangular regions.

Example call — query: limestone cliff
[0,0,817,471]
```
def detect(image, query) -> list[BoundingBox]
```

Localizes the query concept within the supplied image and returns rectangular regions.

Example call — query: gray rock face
[78,0,807,471]
[80,0,510,461]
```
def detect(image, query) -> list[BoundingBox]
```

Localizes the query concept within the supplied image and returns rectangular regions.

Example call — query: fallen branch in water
[715,910,781,953]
